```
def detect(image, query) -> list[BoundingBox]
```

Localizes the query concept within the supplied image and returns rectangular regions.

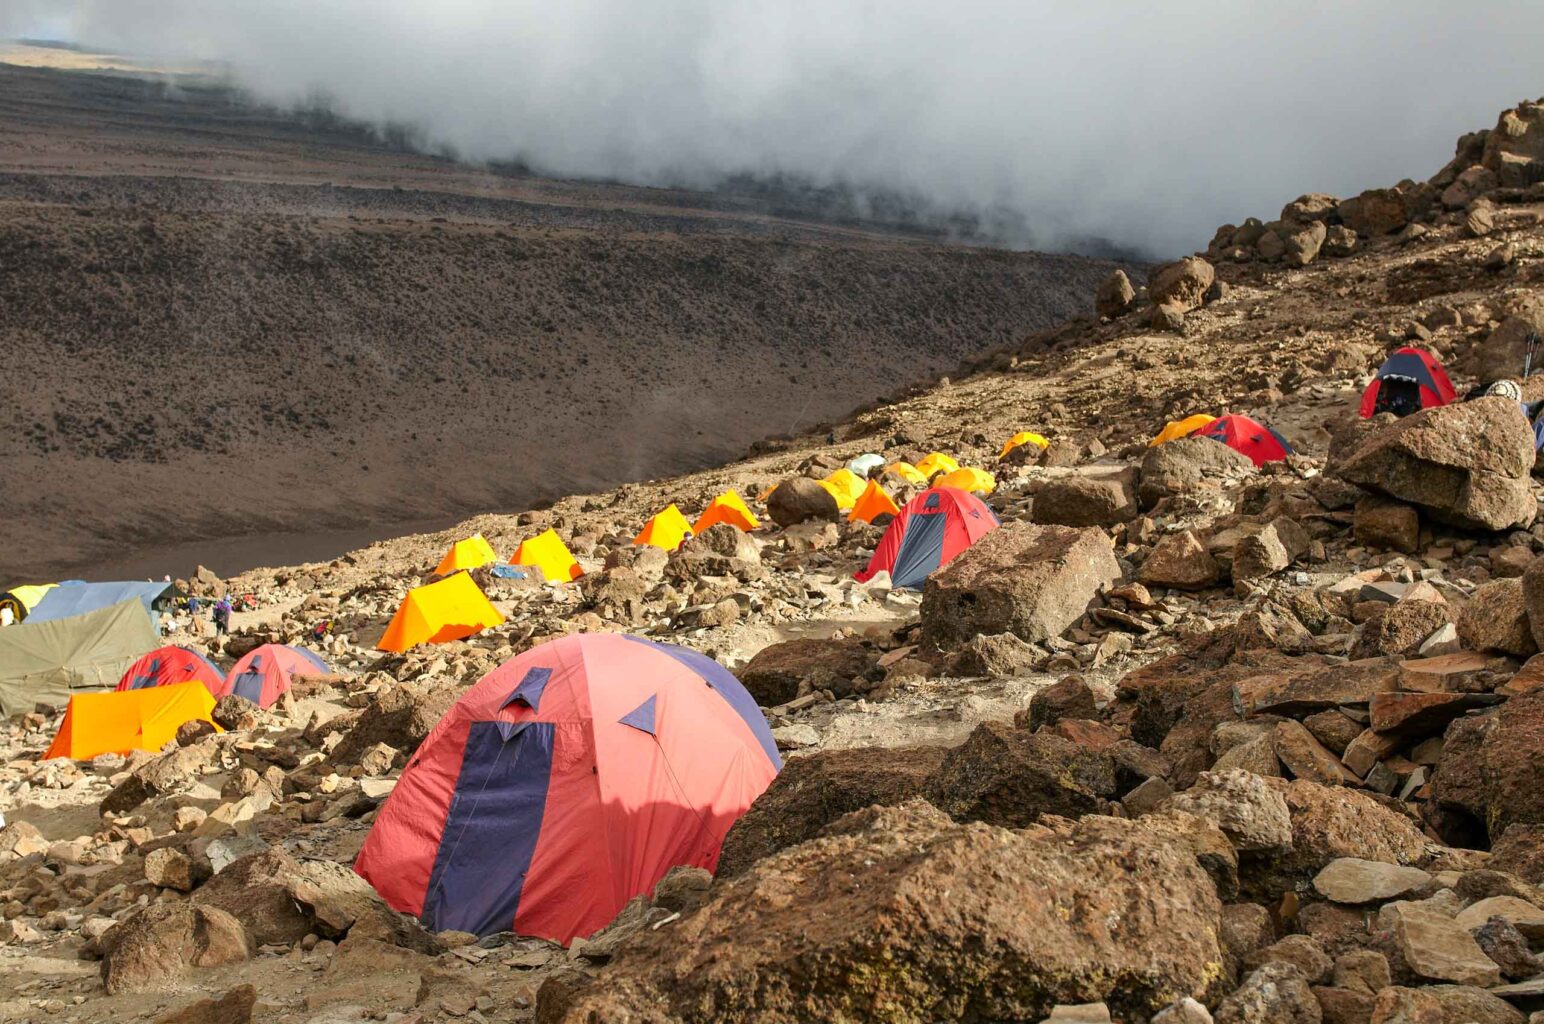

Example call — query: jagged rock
[1443,165,1500,208]
[1369,986,1442,1024]
[156,984,258,1024]
[920,522,1120,645]
[1095,269,1137,319]
[1162,769,1292,853]
[1426,984,1525,1024]
[1432,691,1544,845]
[1215,962,1319,1024]
[1153,997,1215,1023]
[1490,823,1544,884]
[736,637,880,706]
[766,477,839,527]
[1334,949,1392,994]
[100,903,250,995]
[0,820,47,857]
[1459,577,1538,657]
[1354,496,1420,553]
[545,802,1225,1022]
[1467,201,1498,238]
[581,566,650,623]
[952,632,1041,676]
[1140,530,1223,590]
[1351,600,1453,659]
[1274,719,1354,786]
[716,745,947,876]
[1323,224,1359,257]
[1032,475,1138,528]
[1283,220,1328,266]
[1139,436,1256,507]
[1335,397,1537,532]
[1251,779,1428,892]
[925,722,1116,827]
[1312,859,1431,904]
[1385,901,1502,986]
[144,847,199,892]
[175,719,217,746]
[1148,257,1216,313]
[100,740,216,815]
[1245,934,1332,985]
[1483,100,1544,186]
[1369,690,1503,736]
[1455,896,1544,938]
[1520,556,1544,652]
[1471,916,1544,980]
[1337,188,1410,236]
[330,683,458,766]
[1232,518,1311,580]
[1027,676,1097,730]
[211,695,263,731]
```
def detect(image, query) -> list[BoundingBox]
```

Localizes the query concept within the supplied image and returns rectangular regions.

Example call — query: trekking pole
[1527,331,1540,379]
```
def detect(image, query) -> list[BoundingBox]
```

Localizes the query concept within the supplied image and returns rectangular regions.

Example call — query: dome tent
[854,487,999,590]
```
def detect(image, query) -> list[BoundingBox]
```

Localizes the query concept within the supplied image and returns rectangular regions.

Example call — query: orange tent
[634,504,694,551]
[434,534,499,576]
[935,467,996,494]
[1150,414,1217,446]
[693,491,760,533]
[999,432,1050,460]
[849,479,901,524]
[378,571,505,652]
[45,682,219,761]
[511,528,583,582]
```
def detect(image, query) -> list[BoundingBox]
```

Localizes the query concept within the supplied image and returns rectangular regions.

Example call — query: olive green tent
[0,599,158,717]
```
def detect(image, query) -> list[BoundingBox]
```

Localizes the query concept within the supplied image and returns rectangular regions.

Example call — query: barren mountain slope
[0,62,1121,579]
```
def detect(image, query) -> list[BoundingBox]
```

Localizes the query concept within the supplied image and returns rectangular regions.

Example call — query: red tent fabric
[1359,347,1457,418]
[853,487,999,589]
[1197,414,1294,467]
[354,633,781,945]
[114,646,224,695]
[213,644,330,708]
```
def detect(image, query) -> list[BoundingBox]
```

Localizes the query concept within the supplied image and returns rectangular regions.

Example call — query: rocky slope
[9,97,1544,1024]
[0,61,1121,579]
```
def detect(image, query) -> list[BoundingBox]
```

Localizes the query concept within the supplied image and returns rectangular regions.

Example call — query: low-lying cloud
[7,1,1544,256]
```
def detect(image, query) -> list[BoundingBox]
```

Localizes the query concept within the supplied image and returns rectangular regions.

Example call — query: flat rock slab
[1454,895,1544,939]
[1312,858,1432,904]
[1390,903,1504,986]
[1236,659,1402,716]
[1369,691,1504,736]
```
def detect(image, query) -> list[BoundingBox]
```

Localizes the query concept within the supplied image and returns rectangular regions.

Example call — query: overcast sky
[6,1,1544,256]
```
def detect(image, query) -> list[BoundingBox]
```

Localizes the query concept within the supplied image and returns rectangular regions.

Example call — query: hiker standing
[213,598,231,636]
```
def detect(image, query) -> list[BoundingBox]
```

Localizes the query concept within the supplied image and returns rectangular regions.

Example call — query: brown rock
[1139,437,1256,508]
[1095,269,1137,319]
[1370,691,1504,737]
[1140,530,1223,590]
[766,476,839,527]
[1033,474,1138,528]
[155,984,257,1024]
[1283,220,1328,266]
[1215,962,1319,1023]
[1337,188,1411,236]
[1162,769,1292,853]
[1148,256,1216,313]
[1274,720,1356,786]
[1312,859,1432,904]
[550,802,1226,1022]
[1352,601,1453,660]
[737,637,880,706]
[1458,578,1539,657]
[715,745,946,877]
[1027,675,1097,730]
[1244,934,1333,984]
[1354,496,1420,553]
[1369,986,1441,1024]
[143,847,198,892]
[925,722,1116,827]
[920,522,1120,645]
[100,904,250,995]
[1232,518,1311,580]
[1336,398,1537,532]
[1521,556,1544,653]
[1386,902,1502,986]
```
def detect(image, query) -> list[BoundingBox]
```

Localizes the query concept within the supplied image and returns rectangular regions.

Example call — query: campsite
[10,18,1544,1024]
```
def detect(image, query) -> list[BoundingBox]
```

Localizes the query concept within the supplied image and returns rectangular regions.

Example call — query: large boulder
[1148,257,1216,313]
[1334,397,1537,531]
[1033,474,1139,528]
[766,477,839,527]
[1483,100,1544,187]
[1282,220,1327,266]
[1336,188,1410,236]
[1245,778,1428,895]
[1162,769,1292,853]
[544,802,1225,1022]
[1139,436,1256,508]
[1521,556,1544,652]
[1139,530,1223,591]
[99,739,218,816]
[99,903,250,995]
[1458,577,1539,657]
[667,523,761,581]
[329,683,458,767]
[736,637,881,707]
[1095,269,1137,319]
[1431,692,1544,845]
[716,745,948,876]
[924,722,1117,828]
[920,522,1120,645]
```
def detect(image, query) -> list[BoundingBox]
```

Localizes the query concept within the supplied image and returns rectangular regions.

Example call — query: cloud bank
[6,1,1544,256]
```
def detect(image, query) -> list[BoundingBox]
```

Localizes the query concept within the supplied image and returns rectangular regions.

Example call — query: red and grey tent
[114,646,224,695]
[853,486,999,590]
[214,643,330,708]
[353,633,781,945]
[1197,414,1293,467]
[1359,347,1457,418]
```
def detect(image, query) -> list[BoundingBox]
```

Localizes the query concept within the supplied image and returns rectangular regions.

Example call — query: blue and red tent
[1360,348,1456,418]
[353,633,781,945]
[853,486,999,590]
[114,646,224,695]
[1198,414,1294,467]
[215,644,330,708]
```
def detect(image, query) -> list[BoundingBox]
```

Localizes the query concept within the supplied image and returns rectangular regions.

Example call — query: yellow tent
[433,533,499,576]
[634,504,694,552]
[883,462,929,487]
[511,528,583,583]
[849,479,901,524]
[999,431,1050,460]
[693,491,760,533]
[1150,414,1217,446]
[44,682,218,761]
[378,571,505,652]
[0,583,57,623]
[935,467,997,494]
[818,468,867,511]
[914,452,959,480]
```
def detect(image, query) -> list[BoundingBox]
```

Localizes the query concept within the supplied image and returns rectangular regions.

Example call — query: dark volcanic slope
[0,64,1122,579]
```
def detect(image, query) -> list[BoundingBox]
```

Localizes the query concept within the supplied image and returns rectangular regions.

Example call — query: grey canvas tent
[0,599,157,717]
